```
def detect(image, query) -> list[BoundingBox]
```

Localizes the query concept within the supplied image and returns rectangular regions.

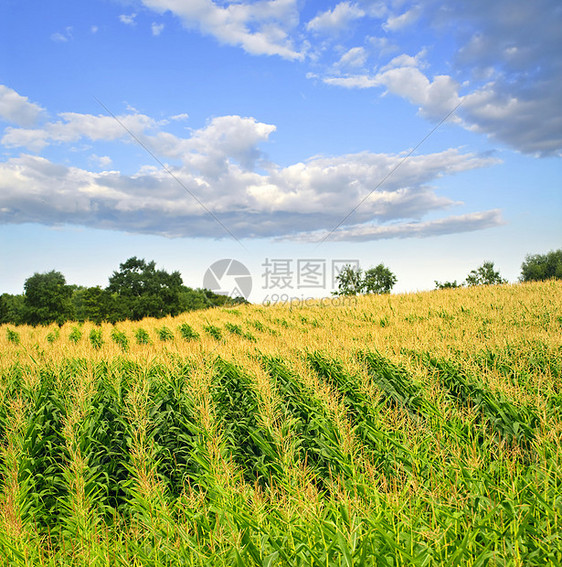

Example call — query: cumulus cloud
[0,85,44,127]
[309,0,562,156]
[0,83,503,241]
[307,2,365,33]
[322,53,461,119]
[0,104,500,240]
[133,0,560,153]
[140,0,303,60]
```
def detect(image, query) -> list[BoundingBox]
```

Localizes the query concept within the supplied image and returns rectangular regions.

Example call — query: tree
[333,263,397,296]
[362,264,397,294]
[333,265,364,296]
[520,249,562,282]
[81,286,119,324]
[106,257,184,320]
[0,293,25,325]
[465,261,507,287]
[23,271,74,325]
[435,280,462,290]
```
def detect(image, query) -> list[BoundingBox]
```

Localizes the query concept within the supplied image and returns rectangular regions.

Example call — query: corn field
[0,280,561,566]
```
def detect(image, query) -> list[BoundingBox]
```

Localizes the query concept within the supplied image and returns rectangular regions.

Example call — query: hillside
[0,281,561,566]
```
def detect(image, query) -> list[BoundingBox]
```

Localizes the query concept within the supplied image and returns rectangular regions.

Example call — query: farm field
[0,280,561,566]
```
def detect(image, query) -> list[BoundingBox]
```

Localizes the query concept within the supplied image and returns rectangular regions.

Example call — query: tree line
[0,256,247,326]
[1,249,560,326]
[334,249,562,296]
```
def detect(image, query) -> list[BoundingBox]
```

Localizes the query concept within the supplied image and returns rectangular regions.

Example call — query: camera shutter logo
[203,259,252,299]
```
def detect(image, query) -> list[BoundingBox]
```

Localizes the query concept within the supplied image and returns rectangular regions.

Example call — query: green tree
[23,271,74,325]
[465,261,507,287]
[333,264,397,296]
[106,257,184,320]
[0,293,25,325]
[362,264,397,294]
[333,265,364,296]
[520,249,562,282]
[80,286,120,324]
[435,280,462,290]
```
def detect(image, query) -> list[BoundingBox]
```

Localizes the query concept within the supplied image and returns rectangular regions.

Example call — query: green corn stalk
[178,323,199,341]
[89,329,104,350]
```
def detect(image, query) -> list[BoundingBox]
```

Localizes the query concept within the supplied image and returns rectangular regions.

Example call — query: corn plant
[203,324,222,341]
[225,322,256,341]
[261,356,354,491]
[178,322,199,341]
[110,328,129,352]
[68,326,82,344]
[89,328,104,350]
[156,326,174,342]
[46,328,59,343]
[6,328,20,345]
[211,358,281,485]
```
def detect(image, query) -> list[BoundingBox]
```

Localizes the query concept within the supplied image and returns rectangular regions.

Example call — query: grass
[0,280,560,565]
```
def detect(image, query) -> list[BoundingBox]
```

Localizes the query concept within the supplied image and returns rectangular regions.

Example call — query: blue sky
[0,0,560,300]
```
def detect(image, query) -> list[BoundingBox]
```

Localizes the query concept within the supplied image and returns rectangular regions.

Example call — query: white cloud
[140,0,303,60]
[307,2,365,34]
[91,25,98,34]
[383,7,420,32]
[0,85,44,127]
[50,27,73,42]
[2,112,157,150]
[322,75,379,89]
[0,106,500,239]
[288,210,504,242]
[377,66,461,120]
[170,113,189,121]
[152,22,165,36]
[0,85,502,240]
[322,54,461,120]
[119,14,137,26]
[308,0,562,155]
[50,32,68,42]
[336,47,367,69]
[91,155,113,169]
